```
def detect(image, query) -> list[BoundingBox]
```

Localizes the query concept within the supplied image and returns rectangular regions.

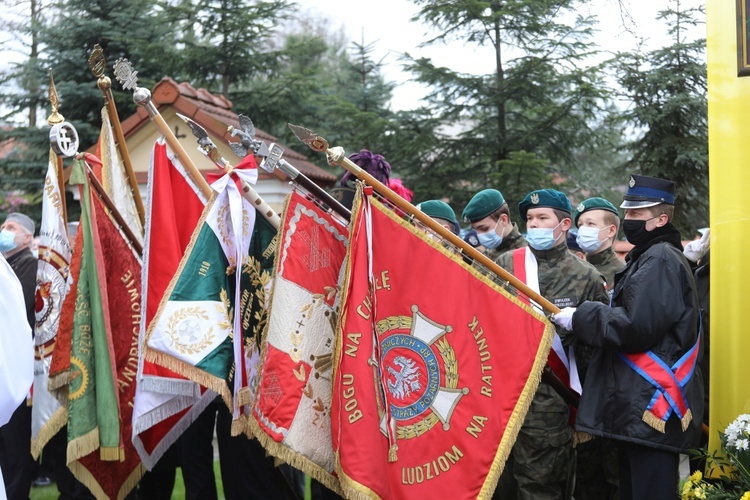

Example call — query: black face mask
[622,217,657,246]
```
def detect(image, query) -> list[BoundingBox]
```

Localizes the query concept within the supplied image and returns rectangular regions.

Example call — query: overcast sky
[294,0,705,110]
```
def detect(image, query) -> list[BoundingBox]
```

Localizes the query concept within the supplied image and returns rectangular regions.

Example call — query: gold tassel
[236,386,253,408]
[99,445,122,462]
[642,410,666,433]
[388,444,398,462]
[681,409,693,432]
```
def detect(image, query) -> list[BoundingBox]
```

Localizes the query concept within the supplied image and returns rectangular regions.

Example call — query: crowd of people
[0,167,709,500]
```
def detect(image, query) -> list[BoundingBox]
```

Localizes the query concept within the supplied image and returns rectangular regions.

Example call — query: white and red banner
[131,140,215,469]
[32,149,73,457]
[250,191,349,491]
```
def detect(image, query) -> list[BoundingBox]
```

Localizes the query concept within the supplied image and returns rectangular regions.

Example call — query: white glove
[551,307,576,331]
[683,228,710,262]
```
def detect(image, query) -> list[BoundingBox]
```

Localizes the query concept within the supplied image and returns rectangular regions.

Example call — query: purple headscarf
[340,150,391,187]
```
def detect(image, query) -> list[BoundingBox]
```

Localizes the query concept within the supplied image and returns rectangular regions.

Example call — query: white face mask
[576,226,607,253]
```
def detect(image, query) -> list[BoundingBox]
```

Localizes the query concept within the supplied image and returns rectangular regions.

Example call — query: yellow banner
[707,0,750,453]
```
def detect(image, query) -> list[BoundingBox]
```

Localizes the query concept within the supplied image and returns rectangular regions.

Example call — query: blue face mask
[526,221,563,251]
[476,220,504,250]
[576,226,606,253]
[0,229,18,253]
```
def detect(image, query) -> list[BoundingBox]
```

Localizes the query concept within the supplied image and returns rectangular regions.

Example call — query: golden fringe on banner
[31,406,68,459]
[67,428,100,464]
[68,460,146,500]
[248,416,344,495]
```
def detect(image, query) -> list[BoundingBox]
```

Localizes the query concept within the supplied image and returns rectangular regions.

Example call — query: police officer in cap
[551,174,703,500]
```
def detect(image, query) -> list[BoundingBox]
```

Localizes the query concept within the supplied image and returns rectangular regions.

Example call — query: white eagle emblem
[387,355,421,400]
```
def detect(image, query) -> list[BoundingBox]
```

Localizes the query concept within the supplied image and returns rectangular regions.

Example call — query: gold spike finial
[47,69,64,126]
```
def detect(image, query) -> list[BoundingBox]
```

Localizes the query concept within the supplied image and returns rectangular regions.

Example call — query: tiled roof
[120,77,336,186]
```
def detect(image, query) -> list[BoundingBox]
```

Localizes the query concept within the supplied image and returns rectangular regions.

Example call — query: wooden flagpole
[289,125,585,408]
[88,44,146,226]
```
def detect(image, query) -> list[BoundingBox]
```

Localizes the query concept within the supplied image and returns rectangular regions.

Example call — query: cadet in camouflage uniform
[494,190,608,500]
[462,189,526,280]
[571,198,624,498]
[574,197,625,292]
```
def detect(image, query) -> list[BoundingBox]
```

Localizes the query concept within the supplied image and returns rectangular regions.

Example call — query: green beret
[518,189,572,220]
[417,200,457,225]
[573,197,619,228]
[461,189,505,223]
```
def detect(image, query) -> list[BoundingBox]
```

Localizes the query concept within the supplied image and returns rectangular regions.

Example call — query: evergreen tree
[233,26,406,173]
[39,0,179,149]
[166,0,292,97]
[0,0,50,126]
[400,0,610,211]
[611,0,707,235]
[0,0,51,220]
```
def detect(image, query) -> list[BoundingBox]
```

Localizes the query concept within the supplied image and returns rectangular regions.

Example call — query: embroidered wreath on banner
[242,256,272,339]
[216,202,233,249]
[216,288,233,333]
[166,306,215,356]
[376,314,460,440]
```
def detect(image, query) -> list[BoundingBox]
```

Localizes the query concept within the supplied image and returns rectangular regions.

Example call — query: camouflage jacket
[586,245,625,295]
[497,241,609,387]
[496,241,608,346]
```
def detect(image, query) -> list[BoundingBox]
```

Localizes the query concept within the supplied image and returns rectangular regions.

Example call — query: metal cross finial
[113,58,139,91]
[50,122,79,158]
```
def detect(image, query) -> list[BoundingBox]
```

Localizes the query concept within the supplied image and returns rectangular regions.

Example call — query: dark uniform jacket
[572,227,704,453]
[6,247,37,331]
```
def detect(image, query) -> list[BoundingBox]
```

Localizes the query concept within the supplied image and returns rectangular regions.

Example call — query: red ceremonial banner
[48,228,83,393]
[333,192,554,499]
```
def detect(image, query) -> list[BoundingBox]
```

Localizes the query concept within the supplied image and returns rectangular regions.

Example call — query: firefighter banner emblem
[377,307,467,438]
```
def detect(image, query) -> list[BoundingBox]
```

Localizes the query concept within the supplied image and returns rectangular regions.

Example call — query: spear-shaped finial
[288,123,329,153]
[47,69,64,126]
